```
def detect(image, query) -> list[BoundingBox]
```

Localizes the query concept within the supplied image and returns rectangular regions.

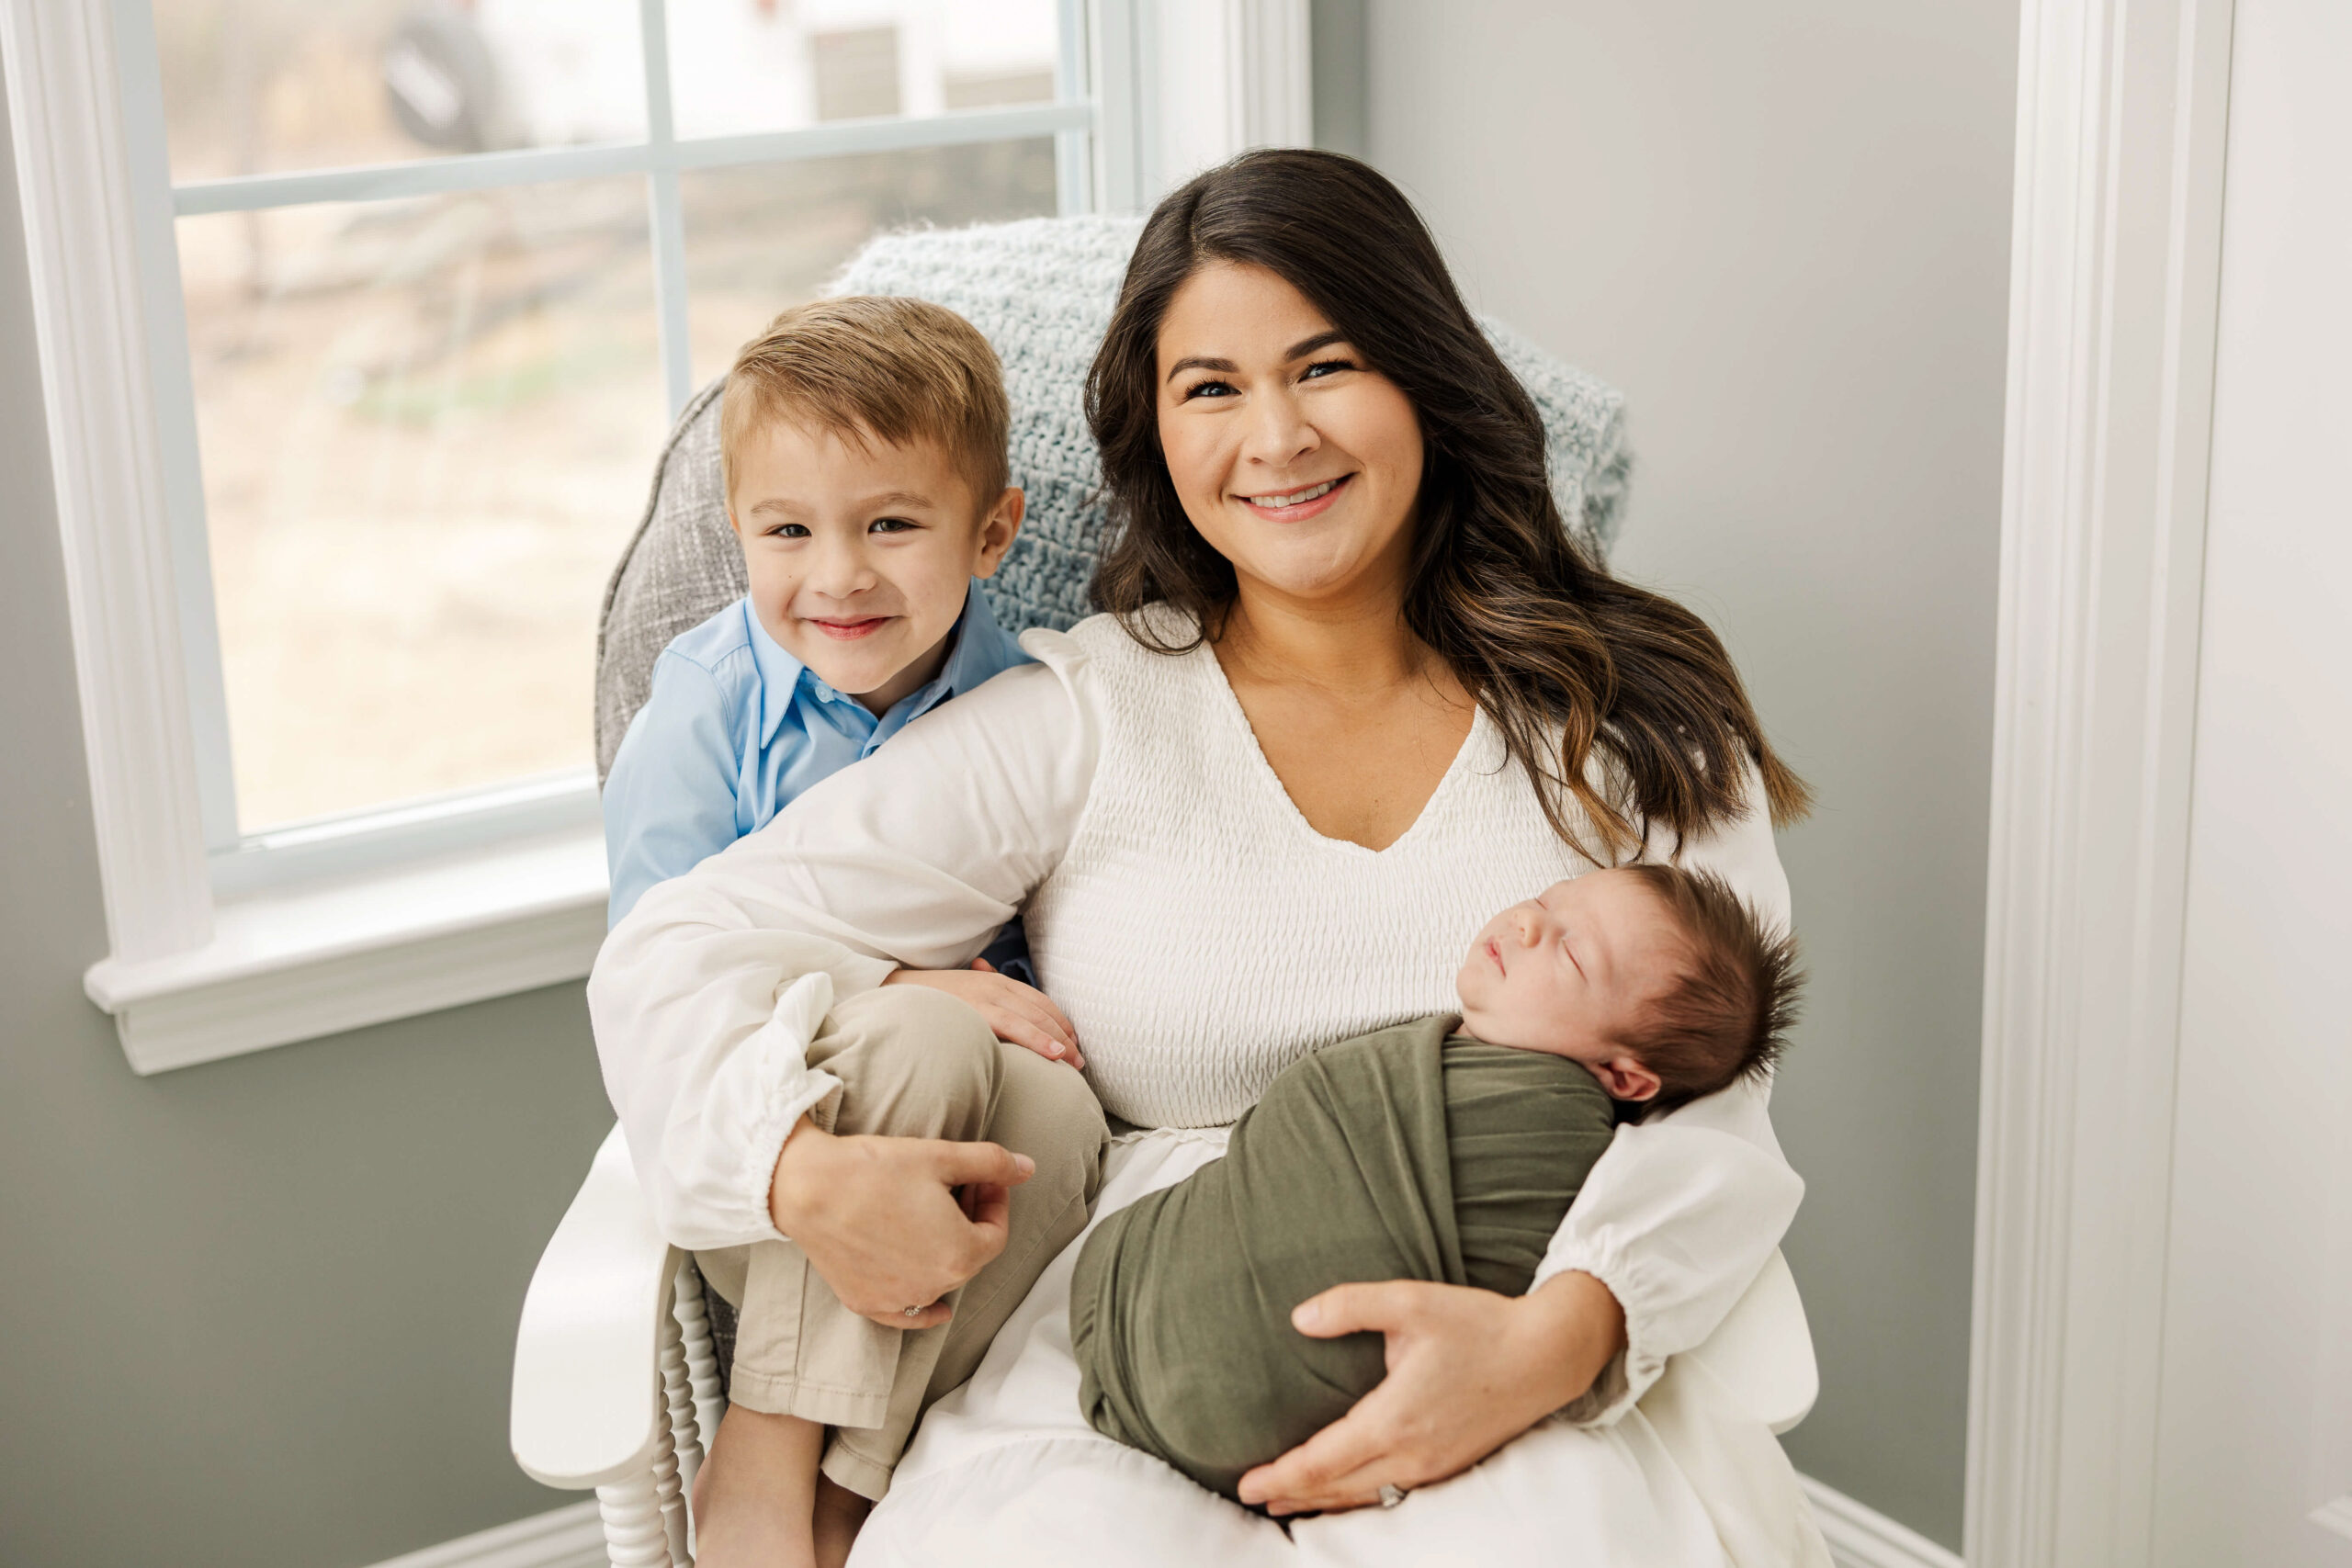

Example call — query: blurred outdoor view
[154,0,1061,831]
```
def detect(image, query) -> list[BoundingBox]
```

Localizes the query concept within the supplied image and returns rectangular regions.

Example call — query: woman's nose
[1239,387,1319,472]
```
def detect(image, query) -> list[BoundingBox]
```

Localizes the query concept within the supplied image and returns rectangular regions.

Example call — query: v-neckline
[1195,639,1487,858]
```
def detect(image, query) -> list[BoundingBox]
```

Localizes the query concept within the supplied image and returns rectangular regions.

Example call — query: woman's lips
[808,616,891,641]
[1238,471,1352,522]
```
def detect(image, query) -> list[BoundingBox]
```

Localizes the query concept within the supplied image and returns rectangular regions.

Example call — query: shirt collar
[744,583,1003,747]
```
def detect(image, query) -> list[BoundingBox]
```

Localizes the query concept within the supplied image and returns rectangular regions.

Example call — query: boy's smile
[728,416,1022,716]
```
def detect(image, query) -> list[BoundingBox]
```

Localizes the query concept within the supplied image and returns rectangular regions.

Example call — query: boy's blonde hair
[720,296,1011,512]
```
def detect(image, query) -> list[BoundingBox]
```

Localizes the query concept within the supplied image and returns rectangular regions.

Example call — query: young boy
[602,298,1108,1567]
[1069,864,1801,1503]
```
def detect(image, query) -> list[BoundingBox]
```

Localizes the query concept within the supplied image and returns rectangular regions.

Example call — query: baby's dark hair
[1613,864,1803,1114]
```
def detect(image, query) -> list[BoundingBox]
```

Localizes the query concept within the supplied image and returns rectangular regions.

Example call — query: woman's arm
[587,639,1100,1253]
[1238,759,1804,1513]
[1531,756,1806,1424]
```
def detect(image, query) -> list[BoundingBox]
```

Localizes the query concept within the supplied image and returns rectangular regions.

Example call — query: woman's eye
[1181,378,1238,400]
[1300,358,1355,381]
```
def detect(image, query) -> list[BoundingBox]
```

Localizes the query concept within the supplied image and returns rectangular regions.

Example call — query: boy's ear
[971,487,1024,579]
[1592,1056,1662,1103]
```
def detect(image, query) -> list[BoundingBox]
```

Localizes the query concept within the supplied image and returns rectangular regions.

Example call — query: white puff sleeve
[587,639,1101,1252]
[1530,760,1808,1424]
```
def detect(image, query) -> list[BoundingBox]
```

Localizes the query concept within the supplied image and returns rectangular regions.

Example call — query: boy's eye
[1180,378,1238,401]
[869,516,918,534]
[766,522,809,539]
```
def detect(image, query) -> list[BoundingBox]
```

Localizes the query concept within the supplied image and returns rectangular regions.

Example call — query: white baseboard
[1802,1475,1965,1568]
[361,1502,605,1568]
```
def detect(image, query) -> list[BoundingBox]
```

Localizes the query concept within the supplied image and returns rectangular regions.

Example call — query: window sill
[83,827,608,1075]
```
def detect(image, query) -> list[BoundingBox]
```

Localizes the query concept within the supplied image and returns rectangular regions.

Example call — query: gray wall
[1340,1,2013,1549]
[0,85,617,1568]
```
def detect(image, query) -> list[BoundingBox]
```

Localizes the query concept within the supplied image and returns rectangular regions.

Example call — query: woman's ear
[1592,1056,1662,1103]
[971,487,1025,577]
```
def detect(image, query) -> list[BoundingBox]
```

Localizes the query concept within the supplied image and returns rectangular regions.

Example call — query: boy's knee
[993,1044,1111,1201]
[823,986,1001,1140]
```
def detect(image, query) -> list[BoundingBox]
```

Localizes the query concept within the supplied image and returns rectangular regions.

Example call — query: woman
[593,149,1816,1565]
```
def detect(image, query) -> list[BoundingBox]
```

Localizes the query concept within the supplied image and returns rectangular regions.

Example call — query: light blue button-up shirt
[603,585,1033,928]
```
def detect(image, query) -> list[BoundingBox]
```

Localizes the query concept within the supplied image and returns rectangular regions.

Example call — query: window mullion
[639,0,695,415]
[1056,0,1094,216]
[110,0,242,852]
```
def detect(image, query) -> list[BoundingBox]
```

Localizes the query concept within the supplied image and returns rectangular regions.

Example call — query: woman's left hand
[1234,1269,1628,1517]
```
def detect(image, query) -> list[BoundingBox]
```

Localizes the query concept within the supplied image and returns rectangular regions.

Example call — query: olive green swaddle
[1068,1015,1618,1502]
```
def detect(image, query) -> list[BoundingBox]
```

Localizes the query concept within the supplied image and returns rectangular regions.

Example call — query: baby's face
[729,416,1021,716]
[1453,869,1683,1101]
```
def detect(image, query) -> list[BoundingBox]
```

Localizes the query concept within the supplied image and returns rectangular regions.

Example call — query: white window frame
[2,0,1309,1074]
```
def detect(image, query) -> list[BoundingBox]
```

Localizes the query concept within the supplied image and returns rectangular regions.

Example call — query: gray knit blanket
[594,214,1630,780]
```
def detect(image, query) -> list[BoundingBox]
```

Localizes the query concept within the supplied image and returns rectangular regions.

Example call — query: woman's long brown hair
[1085,148,1809,859]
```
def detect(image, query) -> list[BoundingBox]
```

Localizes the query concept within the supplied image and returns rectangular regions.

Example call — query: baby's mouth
[1486,939,1504,975]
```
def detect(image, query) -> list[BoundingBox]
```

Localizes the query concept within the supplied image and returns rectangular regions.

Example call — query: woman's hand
[767,1116,1035,1329]
[885,960,1086,1067]
[1235,1269,1628,1516]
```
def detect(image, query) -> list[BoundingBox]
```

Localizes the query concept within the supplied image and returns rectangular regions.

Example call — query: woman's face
[1155,262,1425,610]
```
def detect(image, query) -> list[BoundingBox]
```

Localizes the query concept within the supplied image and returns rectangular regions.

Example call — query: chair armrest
[511,1122,684,1488]
[1679,1248,1817,1435]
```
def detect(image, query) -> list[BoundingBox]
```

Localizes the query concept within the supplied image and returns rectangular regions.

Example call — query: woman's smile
[1238,472,1354,521]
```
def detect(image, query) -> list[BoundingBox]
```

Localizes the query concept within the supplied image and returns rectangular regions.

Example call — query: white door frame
[1965,0,2237,1564]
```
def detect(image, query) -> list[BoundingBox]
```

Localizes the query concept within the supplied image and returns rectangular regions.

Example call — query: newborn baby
[1068,863,1802,1502]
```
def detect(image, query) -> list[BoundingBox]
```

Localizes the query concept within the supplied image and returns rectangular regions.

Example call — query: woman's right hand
[767,1116,1035,1329]
[884,961,1086,1067]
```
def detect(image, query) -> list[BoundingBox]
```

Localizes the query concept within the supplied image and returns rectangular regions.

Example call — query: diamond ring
[903,1304,924,1317]
[1377,1483,1408,1509]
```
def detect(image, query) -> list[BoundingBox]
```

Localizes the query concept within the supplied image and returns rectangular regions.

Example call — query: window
[4,0,1307,1071]
[147,0,1089,860]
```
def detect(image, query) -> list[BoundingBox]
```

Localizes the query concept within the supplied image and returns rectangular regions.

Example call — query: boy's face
[1453,870,1681,1101]
[729,416,1022,716]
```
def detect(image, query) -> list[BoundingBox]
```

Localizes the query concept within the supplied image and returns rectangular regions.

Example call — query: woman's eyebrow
[1165,354,1238,381]
[1285,329,1347,359]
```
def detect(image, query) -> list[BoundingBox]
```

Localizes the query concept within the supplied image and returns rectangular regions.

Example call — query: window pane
[177,179,665,830]
[682,138,1059,385]
[153,0,646,183]
[666,0,1059,141]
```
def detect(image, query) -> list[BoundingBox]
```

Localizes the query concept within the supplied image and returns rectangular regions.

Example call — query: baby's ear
[1593,1056,1662,1103]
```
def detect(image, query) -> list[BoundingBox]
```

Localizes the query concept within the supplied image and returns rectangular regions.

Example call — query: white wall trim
[1115,0,1311,206]
[1804,1476,1967,1568]
[1234,0,1314,151]
[1,0,212,965]
[1965,0,2236,1565]
[359,1502,605,1568]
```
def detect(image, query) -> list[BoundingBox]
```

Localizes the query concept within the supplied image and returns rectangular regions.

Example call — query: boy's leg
[718,986,1002,1432]
[821,1034,1110,1497]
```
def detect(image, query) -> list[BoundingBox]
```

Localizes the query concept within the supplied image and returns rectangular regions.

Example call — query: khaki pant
[696,985,1108,1500]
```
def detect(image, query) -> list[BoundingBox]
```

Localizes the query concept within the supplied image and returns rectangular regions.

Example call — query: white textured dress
[591,612,1821,1567]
